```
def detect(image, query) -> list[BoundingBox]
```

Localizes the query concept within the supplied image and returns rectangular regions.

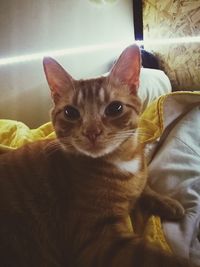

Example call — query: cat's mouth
[74,142,107,158]
[70,129,137,158]
[72,138,123,158]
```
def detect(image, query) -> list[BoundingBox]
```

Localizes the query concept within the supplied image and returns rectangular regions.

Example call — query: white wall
[0,0,134,127]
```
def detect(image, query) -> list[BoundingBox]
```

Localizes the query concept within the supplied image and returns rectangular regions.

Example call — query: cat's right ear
[43,57,74,103]
[108,45,141,95]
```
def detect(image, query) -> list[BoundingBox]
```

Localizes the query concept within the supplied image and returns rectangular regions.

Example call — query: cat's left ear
[43,57,74,103]
[108,44,141,94]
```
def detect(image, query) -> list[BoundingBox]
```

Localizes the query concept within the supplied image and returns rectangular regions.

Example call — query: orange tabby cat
[0,45,195,267]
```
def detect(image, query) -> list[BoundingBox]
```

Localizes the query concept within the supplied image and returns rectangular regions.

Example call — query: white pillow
[103,68,172,111]
[138,68,172,111]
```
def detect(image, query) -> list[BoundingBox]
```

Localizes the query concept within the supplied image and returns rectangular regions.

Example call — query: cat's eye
[105,101,123,117]
[64,105,80,121]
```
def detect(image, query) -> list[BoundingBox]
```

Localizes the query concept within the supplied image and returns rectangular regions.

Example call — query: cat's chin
[72,143,118,159]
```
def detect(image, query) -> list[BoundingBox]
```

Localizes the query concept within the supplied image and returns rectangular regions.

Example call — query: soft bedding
[138,67,172,111]
[140,92,200,265]
[1,91,200,264]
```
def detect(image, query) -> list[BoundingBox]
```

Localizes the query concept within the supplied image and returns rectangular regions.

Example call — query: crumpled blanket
[139,91,200,265]
[0,120,55,150]
[1,91,200,260]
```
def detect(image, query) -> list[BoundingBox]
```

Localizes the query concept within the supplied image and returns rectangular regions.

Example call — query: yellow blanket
[4,91,199,253]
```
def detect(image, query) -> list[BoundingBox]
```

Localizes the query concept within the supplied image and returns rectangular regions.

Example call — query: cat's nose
[83,128,102,144]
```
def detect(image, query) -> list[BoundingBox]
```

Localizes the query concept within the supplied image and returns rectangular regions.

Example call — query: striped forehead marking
[73,79,110,107]
[77,89,83,105]
[99,87,105,102]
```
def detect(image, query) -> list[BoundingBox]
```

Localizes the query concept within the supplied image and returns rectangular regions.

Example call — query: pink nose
[83,129,102,143]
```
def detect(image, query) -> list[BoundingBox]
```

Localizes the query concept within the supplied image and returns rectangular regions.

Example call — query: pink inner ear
[109,45,141,94]
[43,57,74,100]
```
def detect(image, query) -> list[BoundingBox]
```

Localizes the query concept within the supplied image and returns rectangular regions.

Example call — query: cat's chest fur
[66,148,146,222]
[64,145,147,260]
[114,157,141,174]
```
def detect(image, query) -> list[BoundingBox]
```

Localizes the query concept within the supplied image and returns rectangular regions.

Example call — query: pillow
[103,68,172,111]
[138,68,172,111]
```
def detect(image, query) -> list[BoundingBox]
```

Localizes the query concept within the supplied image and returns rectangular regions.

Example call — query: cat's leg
[139,185,185,220]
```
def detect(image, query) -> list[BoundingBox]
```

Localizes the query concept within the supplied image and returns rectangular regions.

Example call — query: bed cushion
[104,67,172,111]
[138,67,172,111]
[139,91,200,265]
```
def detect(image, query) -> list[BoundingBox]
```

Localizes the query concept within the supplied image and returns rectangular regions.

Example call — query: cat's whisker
[108,131,137,138]
[108,135,135,142]
[136,129,150,133]
[117,132,138,137]
[106,134,138,142]
[137,134,152,137]
[106,137,133,142]
[118,133,137,137]
[108,131,152,143]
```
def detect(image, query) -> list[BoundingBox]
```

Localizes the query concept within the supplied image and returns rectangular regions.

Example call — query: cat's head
[43,45,141,158]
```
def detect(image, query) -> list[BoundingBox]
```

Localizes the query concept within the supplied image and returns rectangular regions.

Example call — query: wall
[0,0,134,127]
[143,0,200,91]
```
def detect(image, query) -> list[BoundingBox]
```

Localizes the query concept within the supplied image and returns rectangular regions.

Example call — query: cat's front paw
[140,186,185,221]
[157,197,185,220]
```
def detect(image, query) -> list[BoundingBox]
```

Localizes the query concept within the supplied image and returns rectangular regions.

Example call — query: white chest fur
[115,158,141,174]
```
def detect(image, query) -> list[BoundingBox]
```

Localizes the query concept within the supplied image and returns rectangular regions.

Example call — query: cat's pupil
[64,105,80,120]
[105,101,123,117]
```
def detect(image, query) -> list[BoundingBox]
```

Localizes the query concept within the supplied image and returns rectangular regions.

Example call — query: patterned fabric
[143,0,200,91]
